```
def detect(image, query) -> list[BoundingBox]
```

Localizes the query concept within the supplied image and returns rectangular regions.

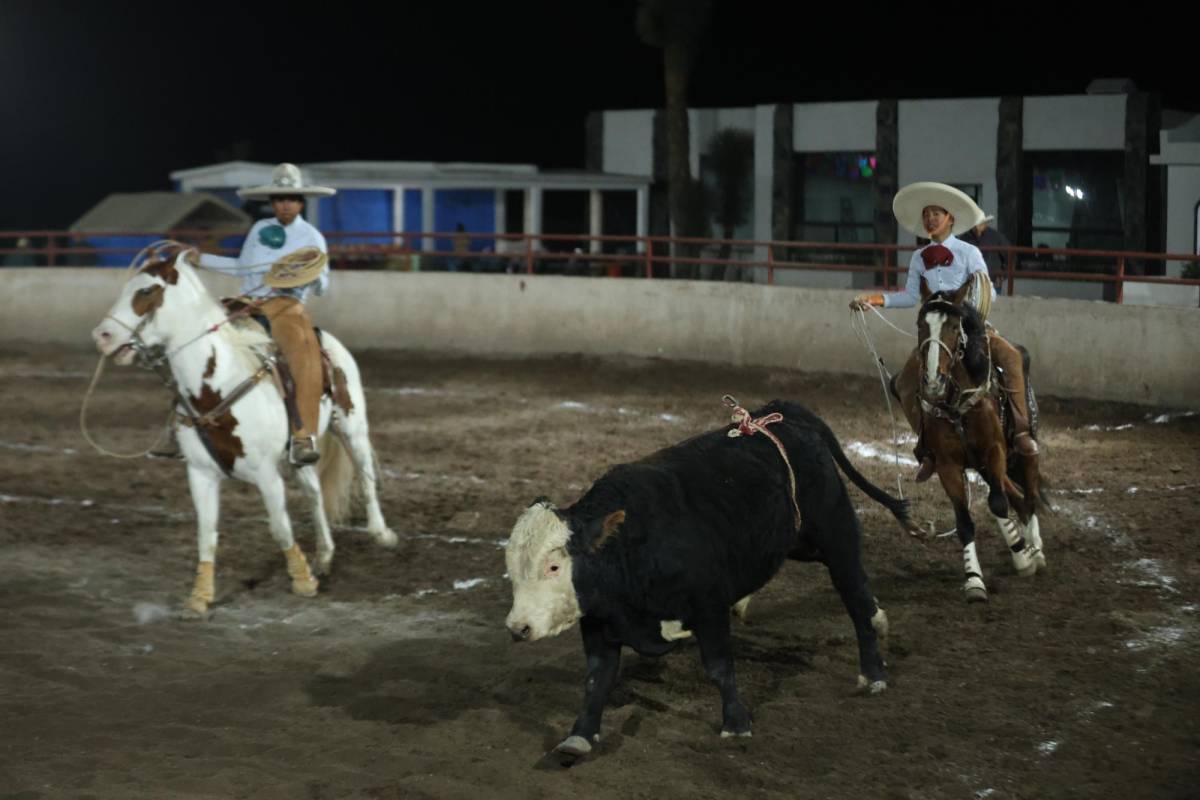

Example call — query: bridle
[918,300,992,422]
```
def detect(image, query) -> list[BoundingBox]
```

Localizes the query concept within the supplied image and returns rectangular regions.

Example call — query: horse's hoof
[963,577,988,603]
[1012,549,1038,577]
[856,675,888,695]
[1031,547,1047,570]
[373,527,399,549]
[180,598,209,619]
[554,735,594,757]
[291,577,320,597]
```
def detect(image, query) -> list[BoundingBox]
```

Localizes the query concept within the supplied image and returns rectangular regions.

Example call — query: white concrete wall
[601,110,655,176]
[6,269,1197,408]
[1024,95,1126,151]
[794,101,877,152]
[898,98,1000,245]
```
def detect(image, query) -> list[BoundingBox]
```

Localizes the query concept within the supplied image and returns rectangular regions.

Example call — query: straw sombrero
[893,182,981,237]
[264,246,328,289]
[238,163,336,200]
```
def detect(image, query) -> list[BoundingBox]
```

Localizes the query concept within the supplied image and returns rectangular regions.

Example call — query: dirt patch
[2,344,1198,799]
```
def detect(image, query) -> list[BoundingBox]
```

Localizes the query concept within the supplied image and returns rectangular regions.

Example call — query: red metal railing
[3,229,1199,304]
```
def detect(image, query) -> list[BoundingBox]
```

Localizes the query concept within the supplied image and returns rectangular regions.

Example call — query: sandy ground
[1,343,1198,800]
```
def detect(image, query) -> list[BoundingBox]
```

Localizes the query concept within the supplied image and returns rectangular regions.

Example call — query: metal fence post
[767,245,775,285]
[1115,256,1125,304]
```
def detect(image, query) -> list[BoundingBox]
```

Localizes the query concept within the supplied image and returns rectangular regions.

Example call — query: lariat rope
[850,306,911,499]
[722,395,802,531]
[80,239,301,459]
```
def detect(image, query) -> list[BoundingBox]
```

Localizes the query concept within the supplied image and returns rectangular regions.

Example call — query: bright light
[1065,185,1078,198]
[1076,188,1085,200]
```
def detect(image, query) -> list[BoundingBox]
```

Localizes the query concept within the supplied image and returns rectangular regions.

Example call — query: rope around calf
[722,395,802,531]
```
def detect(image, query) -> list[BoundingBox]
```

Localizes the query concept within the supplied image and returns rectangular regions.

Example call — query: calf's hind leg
[692,612,752,737]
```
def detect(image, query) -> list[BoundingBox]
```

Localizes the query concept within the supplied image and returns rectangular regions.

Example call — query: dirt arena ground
[2,343,1198,799]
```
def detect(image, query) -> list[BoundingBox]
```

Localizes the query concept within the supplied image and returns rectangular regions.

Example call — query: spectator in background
[1,236,37,267]
[959,210,1012,290]
[448,223,471,272]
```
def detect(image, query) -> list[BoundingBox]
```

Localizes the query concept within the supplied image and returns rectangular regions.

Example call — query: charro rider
[154,162,335,465]
[849,181,1038,482]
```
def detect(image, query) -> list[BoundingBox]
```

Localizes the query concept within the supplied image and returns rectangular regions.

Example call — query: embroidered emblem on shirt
[259,224,287,249]
[921,244,954,268]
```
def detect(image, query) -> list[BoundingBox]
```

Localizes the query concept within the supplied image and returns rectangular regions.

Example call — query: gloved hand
[849,294,884,311]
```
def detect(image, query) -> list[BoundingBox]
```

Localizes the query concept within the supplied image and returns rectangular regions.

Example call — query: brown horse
[916,279,1046,602]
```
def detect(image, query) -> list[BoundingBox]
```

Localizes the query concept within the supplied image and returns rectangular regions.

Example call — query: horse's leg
[183,465,222,616]
[980,431,1038,578]
[293,465,335,576]
[936,462,987,602]
[255,466,319,598]
[336,412,397,548]
[1024,512,1047,570]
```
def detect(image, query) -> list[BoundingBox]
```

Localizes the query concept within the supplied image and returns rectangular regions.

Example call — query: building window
[791,152,876,243]
[1025,152,1125,252]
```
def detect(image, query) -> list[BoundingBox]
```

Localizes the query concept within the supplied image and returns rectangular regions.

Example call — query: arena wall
[4,268,1197,408]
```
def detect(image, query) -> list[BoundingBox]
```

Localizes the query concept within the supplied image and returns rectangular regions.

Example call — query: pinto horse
[916,279,1046,602]
[92,245,398,615]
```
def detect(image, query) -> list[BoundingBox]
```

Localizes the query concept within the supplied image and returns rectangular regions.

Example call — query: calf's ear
[590,510,626,553]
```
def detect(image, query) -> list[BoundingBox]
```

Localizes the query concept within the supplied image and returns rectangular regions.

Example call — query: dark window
[791,152,876,244]
[1024,151,1125,252]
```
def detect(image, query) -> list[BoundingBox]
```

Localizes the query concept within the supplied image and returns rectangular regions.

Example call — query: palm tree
[636,0,713,277]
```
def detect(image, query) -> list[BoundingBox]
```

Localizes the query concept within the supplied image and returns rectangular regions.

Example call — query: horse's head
[91,244,206,365]
[916,278,973,403]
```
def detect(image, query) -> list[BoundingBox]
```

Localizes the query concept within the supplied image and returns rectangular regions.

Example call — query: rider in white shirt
[851,182,1037,483]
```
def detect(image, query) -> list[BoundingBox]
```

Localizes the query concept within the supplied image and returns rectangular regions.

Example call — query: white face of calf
[505,503,581,642]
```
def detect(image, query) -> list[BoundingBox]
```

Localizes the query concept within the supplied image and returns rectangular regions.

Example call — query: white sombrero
[237,163,336,200]
[893,182,981,237]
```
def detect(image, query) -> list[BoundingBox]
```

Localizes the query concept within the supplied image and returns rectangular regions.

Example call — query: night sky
[3,1,1194,230]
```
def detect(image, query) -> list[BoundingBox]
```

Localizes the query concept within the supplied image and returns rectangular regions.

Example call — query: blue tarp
[317,190,394,245]
[433,190,494,251]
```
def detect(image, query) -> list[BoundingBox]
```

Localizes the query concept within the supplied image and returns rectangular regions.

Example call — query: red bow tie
[921,244,954,268]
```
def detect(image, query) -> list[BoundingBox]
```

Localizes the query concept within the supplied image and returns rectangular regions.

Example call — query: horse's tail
[779,401,921,536]
[317,428,356,526]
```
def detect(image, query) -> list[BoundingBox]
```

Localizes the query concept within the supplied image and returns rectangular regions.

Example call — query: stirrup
[289,435,320,466]
[149,427,183,460]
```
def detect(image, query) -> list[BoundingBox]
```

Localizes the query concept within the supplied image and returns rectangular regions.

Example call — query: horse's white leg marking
[184,465,222,615]
[992,512,1037,577]
[256,467,318,597]
[1024,514,1046,569]
[294,465,335,575]
[923,310,946,391]
[962,540,988,602]
[340,413,397,548]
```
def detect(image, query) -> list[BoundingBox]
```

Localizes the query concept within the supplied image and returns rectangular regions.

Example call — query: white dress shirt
[198,216,330,301]
[884,235,993,309]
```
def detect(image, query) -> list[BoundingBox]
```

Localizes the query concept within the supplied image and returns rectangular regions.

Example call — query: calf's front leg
[557,615,621,758]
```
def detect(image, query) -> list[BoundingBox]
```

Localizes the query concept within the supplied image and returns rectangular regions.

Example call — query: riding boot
[149,408,183,460]
[259,297,322,467]
[988,333,1039,457]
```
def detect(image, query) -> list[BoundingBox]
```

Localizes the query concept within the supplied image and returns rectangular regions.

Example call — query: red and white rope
[722,395,802,531]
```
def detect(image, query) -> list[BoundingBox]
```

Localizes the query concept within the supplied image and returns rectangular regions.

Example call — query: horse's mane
[921,292,990,385]
[172,254,274,361]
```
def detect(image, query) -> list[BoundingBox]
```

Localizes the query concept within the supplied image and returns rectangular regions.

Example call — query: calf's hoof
[856,675,888,695]
[962,576,988,603]
[554,735,595,758]
[291,576,320,597]
[719,728,753,739]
